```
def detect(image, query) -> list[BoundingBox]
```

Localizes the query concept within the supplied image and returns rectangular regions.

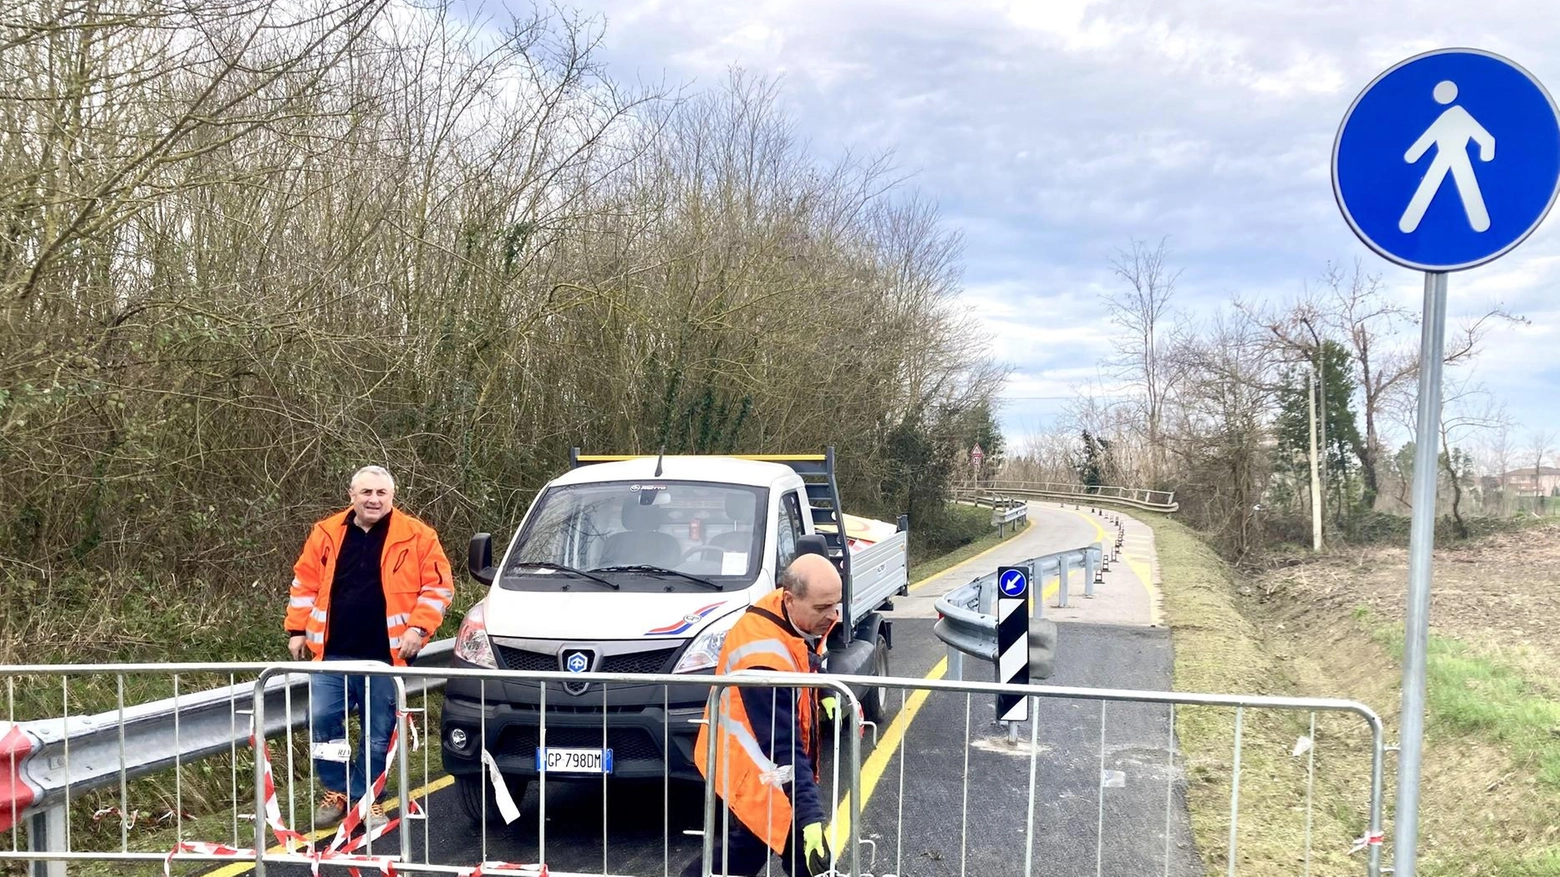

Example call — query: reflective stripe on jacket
[692,588,826,854]
[285,508,453,667]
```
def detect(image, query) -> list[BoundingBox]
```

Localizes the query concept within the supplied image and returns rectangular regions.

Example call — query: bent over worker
[683,552,842,877]
[285,465,454,828]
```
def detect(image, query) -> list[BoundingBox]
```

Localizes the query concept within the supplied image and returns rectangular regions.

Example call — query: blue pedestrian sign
[1333,48,1560,271]
[998,567,1028,599]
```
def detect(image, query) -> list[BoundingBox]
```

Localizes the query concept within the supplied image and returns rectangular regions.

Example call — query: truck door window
[776,490,805,571]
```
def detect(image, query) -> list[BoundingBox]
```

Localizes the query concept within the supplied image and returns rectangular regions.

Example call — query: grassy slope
[1149,517,1374,876]
[1153,515,1560,877]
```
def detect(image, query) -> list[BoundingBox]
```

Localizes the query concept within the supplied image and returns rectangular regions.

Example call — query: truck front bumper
[439,662,711,784]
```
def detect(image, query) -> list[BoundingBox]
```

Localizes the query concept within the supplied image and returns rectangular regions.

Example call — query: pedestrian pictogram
[1399,80,1495,234]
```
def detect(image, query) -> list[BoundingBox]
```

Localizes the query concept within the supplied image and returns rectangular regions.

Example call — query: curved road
[208,503,1198,877]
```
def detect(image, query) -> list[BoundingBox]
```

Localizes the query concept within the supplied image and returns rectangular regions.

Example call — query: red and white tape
[166,712,546,877]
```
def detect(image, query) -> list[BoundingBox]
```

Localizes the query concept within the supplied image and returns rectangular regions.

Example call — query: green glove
[821,695,838,721]
[801,821,830,877]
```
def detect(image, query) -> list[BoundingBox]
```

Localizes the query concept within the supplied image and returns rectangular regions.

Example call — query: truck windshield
[500,481,768,592]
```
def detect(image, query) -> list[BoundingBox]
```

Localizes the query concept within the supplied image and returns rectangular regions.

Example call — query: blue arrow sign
[1333,48,1560,271]
[998,568,1028,599]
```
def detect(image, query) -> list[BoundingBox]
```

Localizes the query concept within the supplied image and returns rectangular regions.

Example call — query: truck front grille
[601,648,677,674]
[491,645,680,675]
[493,645,554,672]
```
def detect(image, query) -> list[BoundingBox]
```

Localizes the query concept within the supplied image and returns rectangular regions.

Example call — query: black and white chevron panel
[996,564,1031,722]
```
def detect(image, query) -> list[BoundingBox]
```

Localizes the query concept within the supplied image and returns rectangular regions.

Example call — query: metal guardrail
[1,640,454,868]
[957,481,1178,512]
[988,498,1028,536]
[932,542,1104,698]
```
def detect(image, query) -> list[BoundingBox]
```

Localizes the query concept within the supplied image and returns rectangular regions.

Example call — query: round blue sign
[1333,48,1560,271]
[998,569,1028,598]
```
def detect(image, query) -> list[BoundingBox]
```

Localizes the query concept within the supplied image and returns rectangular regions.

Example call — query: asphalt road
[208,503,1202,877]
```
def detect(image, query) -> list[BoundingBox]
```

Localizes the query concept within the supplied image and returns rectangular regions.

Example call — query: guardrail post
[1057,557,1070,609]
[27,805,66,877]
[1058,554,1072,604]
[1032,560,1045,618]
[1085,547,1098,597]
[947,643,964,682]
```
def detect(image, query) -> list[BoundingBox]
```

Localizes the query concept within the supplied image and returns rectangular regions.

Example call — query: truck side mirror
[468,533,496,585]
[796,534,828,559]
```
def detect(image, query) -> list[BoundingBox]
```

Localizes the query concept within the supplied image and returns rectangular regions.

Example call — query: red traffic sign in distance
[970,444,985,464]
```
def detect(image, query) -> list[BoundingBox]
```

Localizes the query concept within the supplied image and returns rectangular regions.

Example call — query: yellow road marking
[203,774,456,876]
[826,658,946,852]
[1067,508,1162,626]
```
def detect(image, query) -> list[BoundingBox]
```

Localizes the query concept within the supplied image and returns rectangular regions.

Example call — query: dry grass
[1152,519,1375,876]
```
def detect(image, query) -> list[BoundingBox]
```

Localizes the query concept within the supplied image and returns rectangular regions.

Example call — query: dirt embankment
[1233,521,1560,876]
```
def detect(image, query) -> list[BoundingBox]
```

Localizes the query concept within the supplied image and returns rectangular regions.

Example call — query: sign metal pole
[1394,271,1448,874]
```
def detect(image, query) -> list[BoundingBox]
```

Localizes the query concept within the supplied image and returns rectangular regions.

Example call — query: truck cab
[440,449,908,825]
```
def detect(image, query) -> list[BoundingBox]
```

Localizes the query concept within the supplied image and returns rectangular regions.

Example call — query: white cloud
[575,0,1560,441]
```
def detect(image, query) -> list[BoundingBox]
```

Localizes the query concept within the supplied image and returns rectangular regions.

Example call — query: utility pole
[1309,367,1323,551]
[1315,345,1328,533]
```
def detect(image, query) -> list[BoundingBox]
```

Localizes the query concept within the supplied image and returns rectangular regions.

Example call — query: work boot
[313,790,348,826]
[365,802,389,832]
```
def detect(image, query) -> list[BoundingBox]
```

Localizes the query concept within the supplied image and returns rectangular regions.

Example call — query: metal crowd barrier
[1,662,1387,877]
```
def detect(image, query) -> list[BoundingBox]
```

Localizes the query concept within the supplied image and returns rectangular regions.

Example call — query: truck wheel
[863,634,891,725]
[454,773,530,828]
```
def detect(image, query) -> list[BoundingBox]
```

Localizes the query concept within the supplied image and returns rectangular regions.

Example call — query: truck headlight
[672,612,741,673]
[454,600,496,669]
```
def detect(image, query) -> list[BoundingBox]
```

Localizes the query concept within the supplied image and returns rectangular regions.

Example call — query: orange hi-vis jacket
[286,508,454,667]
[693,588,827,854]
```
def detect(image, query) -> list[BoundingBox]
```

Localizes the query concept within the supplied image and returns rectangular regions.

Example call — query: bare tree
[1529,427,1556,513]
[1244,259,1522,513]
[1438,379,1509,537]
[1480,420,1519,515]
[1103,238,1181,486]
[1162,314,1277,558]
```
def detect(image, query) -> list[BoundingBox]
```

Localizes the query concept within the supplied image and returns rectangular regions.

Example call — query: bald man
[684,553,843,877]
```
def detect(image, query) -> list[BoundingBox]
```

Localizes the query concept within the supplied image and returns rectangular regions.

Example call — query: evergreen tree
[1273,340,1364,514]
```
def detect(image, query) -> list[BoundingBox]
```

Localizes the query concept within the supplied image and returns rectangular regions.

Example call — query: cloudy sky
[538,0,1560,456]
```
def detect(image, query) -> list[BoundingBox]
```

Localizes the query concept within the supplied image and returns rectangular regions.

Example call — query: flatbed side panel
[847,530,909,620]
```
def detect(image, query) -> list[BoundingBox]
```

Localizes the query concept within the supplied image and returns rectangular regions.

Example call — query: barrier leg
[948,644,964,682]
[27,805,66,877]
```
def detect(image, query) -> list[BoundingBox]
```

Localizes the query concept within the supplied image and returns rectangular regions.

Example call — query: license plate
[535,747,613,774]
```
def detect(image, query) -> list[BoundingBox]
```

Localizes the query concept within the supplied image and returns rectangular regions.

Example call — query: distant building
[1498,466,1560,496]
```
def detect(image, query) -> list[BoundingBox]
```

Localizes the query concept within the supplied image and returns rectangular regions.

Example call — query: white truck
[441,449,910,824]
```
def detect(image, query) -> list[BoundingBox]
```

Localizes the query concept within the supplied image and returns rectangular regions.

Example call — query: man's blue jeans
[309,664,398,801]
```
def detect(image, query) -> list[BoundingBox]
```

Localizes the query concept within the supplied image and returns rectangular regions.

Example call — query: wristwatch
[407,627,428,639]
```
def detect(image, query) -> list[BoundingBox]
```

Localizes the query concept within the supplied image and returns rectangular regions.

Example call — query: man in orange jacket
[684,552,842,877]
[285,465,453,828]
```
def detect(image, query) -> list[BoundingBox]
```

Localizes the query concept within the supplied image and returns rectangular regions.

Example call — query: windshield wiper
[591,564,722,591]
[512,561,619,590]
